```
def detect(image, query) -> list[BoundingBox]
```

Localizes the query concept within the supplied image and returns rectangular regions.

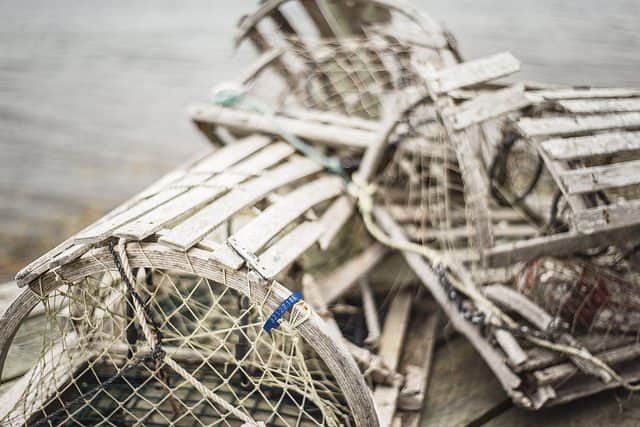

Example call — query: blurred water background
[1,0,639,280]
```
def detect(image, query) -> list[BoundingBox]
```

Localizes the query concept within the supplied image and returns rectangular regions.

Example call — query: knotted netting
[1,242,356,427]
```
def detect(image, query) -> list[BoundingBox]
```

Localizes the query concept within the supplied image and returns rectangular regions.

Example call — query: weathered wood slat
[114,143,294,241]
[73,137,275,245]
[517,112,640,138]
[533,87,640,100]
[189,104,375,149]
[422,52,520,94]
[558,98,640,114]
[360,279,381,347]
[406,223,537,241]
[281,107,381,132]
[450,84,533,130]
[575,199,640,232]
[190,134,272,174]
[395,309,439,421]
[251,221,325,279]
[159,157,321,250]
[542,131,640,160]
[373,290,412,427]
[367,23,448,49]
[197,238,245,270]
[227,176,343,266]
[486,226,640,268]
[534,342,640,387]
[316,244,388,304]
[74,188,187,244]
[561,159,640,194]
[318,195,356,250]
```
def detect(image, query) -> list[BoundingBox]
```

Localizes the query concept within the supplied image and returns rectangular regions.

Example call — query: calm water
[1,0,639,279]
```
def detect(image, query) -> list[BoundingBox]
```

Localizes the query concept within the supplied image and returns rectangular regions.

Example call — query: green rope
[212,87,346,177]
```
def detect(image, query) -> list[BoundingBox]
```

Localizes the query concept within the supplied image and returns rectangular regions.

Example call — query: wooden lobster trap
[383,49,640,408]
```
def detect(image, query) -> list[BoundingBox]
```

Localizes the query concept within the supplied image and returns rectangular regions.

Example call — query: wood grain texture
[541,131,640,160]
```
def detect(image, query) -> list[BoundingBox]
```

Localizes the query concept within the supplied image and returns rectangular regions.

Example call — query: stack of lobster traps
[2,1,640,426]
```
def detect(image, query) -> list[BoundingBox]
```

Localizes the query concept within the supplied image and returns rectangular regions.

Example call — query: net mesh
[245,35,444,120]
[2,265,352,426]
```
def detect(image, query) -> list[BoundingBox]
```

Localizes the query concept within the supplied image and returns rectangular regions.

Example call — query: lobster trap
[4,0,640,425]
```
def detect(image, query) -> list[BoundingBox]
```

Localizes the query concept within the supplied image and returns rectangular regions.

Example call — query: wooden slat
[360,279,381,347]
[159,157,321,250]
[561,159,640,194]
[395,309,439,424]
[316,244,388,304]
[113,143,294,241]
[189,103,375,150]
[558,98,640,114]
[541,131,640,160]
[227,176,343,265]
[373,290,412,427]
[423,52,520,94]
[250,222,325,279]
[486,225,640,268]
[318,195,356,250]
[533,87,640,100]
[575,199,640,232]
[197,238,245,270]
[451,84,533,130]
[517,112,640,138]
[73,137,273,245]
[190,134,272,173]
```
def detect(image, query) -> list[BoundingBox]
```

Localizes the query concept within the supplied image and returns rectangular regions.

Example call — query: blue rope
[263,291,304,333]
[212,88,346,177]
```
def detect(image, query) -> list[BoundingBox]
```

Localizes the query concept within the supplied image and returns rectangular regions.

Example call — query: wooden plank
[239,48,284,85]
[533,87,640,100]
[318,196,356,250]
[374,290,412,427]
[575,199,640,232]
[190,134,272,173]
[227,176,343,265]
[73,137,274,245]
[372,207,523,400]
[189,103,375,150]
[558,98,640,114]
[360,279,381,347]
[281,107,381,132]
[541,131,640,160]
[451,84,533,130]
[534,343,640,387]
[486,225,640,268]
[159,156,322,250]
[517,112,640,138]
[197,238,244,270]
[251,222,325,279]
[560,159,640,194]
[113,143,294,241]
[316,244,388,304]
[396,308,438,411]
[421,52,520,94]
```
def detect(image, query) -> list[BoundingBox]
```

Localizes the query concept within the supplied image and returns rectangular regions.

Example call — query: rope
[211,84,345,177]
[111,239,257,424]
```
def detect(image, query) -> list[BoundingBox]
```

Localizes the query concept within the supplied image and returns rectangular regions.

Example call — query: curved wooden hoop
[235,0,443,46]
[0,242,379,427]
